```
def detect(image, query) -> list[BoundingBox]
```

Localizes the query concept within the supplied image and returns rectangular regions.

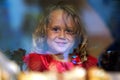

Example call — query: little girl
[23,3,97,73]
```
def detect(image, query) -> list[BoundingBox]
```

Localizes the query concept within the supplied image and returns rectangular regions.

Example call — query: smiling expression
[46,9,76,54]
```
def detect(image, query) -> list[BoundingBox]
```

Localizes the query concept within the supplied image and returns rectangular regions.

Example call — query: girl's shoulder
[83,55,98,69]
[23,52,54,71]
[87,55,98,62]
[23,52,54,63]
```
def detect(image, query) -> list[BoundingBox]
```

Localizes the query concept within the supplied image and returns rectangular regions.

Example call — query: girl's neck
[63,52,69,60]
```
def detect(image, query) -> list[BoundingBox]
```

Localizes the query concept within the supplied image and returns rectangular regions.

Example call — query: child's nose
[59,30,66,39]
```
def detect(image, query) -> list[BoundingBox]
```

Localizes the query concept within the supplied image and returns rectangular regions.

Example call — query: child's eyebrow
[66,26,74,28]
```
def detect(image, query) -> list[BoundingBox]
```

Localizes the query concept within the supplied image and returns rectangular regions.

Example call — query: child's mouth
[56,42,67,47]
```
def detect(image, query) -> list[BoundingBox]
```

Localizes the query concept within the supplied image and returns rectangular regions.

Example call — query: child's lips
[55,42,67,47]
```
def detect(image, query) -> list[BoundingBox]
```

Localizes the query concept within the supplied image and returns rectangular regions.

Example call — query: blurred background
[0,0,120,58]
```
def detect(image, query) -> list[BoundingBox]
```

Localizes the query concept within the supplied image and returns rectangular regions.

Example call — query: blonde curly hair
[33,3,88,62]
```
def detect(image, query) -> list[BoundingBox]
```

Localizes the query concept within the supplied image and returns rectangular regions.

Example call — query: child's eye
[51,27,60,32]
[65,29,74,34]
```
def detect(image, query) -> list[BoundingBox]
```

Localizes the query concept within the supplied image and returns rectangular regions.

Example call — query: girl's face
[46,9,76,54]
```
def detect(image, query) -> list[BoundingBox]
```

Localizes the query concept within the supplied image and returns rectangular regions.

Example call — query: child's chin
[55,50,67,54]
